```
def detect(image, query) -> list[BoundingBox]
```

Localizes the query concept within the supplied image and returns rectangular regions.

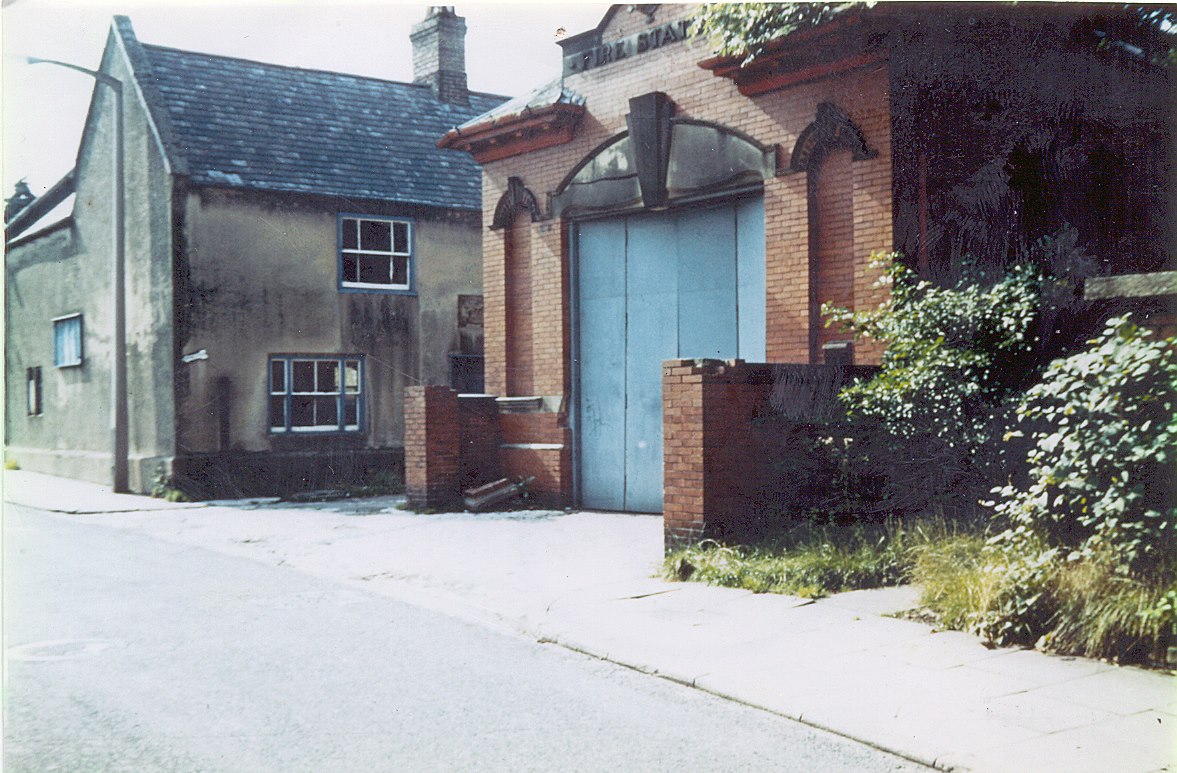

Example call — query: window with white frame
[27,367,42,416]
[339,216,412,290]
[53,314,83,367]
[269,356,362,433]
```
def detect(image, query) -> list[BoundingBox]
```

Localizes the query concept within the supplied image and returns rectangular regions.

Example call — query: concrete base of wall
[173,448,404,499]
[3,446,170,495]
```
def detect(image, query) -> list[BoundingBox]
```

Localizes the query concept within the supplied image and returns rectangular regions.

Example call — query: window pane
[314,396,338,426]
[392,256,409,287]
[269,396,287,429]
[292,361,315,393]
[393,221,410,254]
[341,253,358,283]
[28,369,38,416]
[270,360,286,393]
[343,395,358,427]
[291,395,314,426]
[360,220,391,251]
[358,254,391,285]
[317,360,338,393]
[344,361,360,393]
[341,219,358,250]
[54,316,82,367]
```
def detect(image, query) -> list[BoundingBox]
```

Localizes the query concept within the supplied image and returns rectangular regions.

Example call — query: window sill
[340,283,415,296]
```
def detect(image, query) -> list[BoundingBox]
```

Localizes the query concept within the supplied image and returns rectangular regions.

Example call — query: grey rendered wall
[174,189,481,459]
[4,30,176,490]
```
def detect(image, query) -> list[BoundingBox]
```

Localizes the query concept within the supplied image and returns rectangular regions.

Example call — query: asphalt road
[4,503,923,772]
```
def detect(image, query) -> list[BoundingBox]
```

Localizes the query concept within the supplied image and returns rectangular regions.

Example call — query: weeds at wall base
[666,518,1175,668]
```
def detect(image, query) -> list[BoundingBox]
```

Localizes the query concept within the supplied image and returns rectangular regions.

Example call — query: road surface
[4,503,923,772]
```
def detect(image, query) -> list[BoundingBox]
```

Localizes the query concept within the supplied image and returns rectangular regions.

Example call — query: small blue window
[53,315,83,368]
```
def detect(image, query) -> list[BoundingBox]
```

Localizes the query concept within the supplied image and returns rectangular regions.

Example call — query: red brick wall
[457,395,500,490]
[813,149,856,360]
[663,359,779,550]
[404,385,460,509]
[473,4,894,507]
[498,410,571,506]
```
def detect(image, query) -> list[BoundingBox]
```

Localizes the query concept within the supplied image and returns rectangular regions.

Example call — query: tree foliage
[691,2,870,63]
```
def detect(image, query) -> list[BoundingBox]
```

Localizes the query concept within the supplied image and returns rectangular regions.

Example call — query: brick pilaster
[405,385,460,510]
[662,358,777,552]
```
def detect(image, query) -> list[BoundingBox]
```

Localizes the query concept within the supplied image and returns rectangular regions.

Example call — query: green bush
[912,317,1177,663]
[830,253,1039,450]
[989,316,1177,573]
[822,253,1042,517]
[691,2,869,63]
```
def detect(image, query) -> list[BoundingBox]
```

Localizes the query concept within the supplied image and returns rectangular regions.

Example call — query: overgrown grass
[911,537,1176,665]
[663,519,954,598]
[667,519,1175,665]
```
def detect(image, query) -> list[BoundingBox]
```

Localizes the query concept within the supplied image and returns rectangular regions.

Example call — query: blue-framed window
[53,314,83,368]
[339,215,412,292]
[269,355,363,433]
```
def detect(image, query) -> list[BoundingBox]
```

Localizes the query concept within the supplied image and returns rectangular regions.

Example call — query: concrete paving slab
[961,646,1116,687]
[1030,665,1177,717]
[817,585,924,617]
[976,691,1117,734]
[942,710,1176,773]
[3,470,204,513]
[870,629,1011,671]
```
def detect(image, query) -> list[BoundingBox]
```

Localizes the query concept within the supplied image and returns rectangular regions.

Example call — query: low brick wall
[663,359,777,550]
[405,386,564,510]
[662,358,878,552]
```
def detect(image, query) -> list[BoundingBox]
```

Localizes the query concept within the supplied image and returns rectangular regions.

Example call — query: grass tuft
[910,537,1176,665]
[662,519,943,598]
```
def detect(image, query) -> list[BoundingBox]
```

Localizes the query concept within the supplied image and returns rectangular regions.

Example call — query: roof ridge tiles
[139,42,507,101]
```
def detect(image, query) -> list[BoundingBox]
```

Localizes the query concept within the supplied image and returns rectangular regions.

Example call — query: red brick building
[408,4,1171,548]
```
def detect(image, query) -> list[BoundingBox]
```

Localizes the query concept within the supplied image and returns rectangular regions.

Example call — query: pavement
[4,469,1175,773]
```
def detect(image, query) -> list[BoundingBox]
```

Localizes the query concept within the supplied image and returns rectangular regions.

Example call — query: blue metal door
[576,198,764,512]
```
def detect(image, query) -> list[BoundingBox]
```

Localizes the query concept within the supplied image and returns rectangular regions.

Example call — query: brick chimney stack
[411,6,468,106]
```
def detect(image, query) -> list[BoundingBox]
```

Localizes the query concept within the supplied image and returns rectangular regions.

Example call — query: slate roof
[134,40,506,210]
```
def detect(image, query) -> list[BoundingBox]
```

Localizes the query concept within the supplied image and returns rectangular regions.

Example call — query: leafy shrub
[823,253,1042,517]
[830,253,1039,448]
[989,317,1177,573]
[150,466,191,502]
[913,317,1177,663]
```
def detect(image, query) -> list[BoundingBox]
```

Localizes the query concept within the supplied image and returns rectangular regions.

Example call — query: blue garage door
[575,198,765,512]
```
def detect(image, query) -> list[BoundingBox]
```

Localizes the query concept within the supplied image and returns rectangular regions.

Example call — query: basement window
[269,355,363,433]
[53,314,83,368]
[339,215,412,292]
